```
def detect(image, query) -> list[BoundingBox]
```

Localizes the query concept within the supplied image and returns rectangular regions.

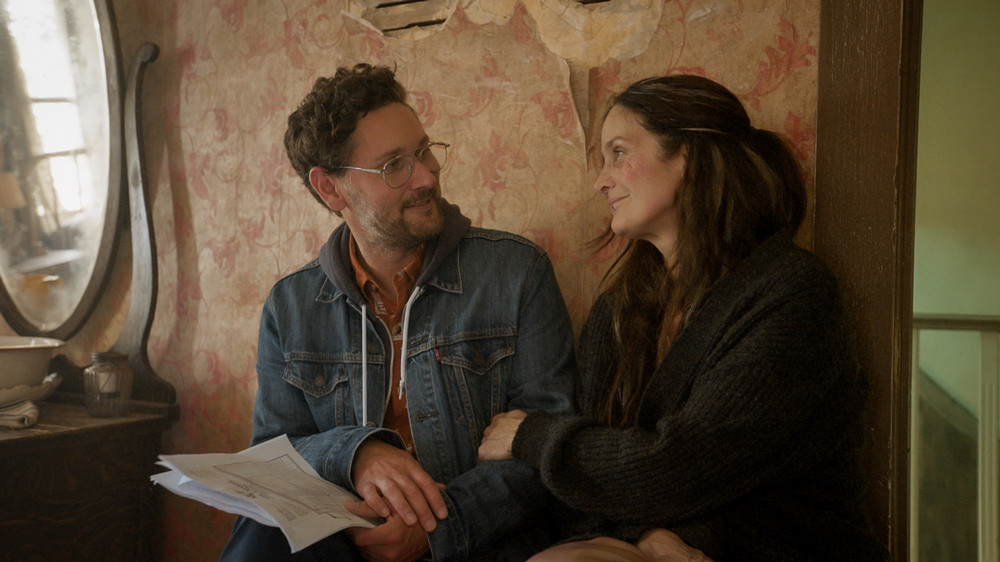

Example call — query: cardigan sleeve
[512,244,867,528]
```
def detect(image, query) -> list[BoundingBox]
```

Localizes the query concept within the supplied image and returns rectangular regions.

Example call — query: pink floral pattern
[13,1,820,557]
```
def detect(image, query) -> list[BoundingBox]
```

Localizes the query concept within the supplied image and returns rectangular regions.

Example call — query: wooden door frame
[815,1,923,559]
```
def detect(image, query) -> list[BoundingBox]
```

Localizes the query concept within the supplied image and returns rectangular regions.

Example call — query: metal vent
[360,0,618,37]
[363,0,451,36]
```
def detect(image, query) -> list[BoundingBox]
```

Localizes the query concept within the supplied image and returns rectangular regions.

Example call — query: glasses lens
[423,144,448,169]
[383,154,415,188]
[381,144,449,188]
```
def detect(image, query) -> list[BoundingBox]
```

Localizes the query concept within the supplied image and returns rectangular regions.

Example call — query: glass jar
[83,352,133,417]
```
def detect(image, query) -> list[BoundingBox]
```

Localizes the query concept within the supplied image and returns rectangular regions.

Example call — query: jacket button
[364,421,376,428]
[313,375,324,387]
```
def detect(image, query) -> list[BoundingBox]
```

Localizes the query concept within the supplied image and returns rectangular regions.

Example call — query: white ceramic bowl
[0,336,64,389]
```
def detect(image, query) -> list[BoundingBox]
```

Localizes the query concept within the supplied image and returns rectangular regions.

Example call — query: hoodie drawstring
[399,287,422,400]
[361,303,369,426]
[359,287,423,427]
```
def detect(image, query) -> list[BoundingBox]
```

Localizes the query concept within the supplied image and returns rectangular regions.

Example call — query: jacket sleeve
[427,251,577,560]
[512,258,866,527]
[251,292,404,492]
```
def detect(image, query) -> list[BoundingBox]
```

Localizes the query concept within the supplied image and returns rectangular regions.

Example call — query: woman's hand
[477,410,528,461]
[636,528,714,561]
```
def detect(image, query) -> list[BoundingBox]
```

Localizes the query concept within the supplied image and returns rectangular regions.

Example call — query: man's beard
[351,190,445,252]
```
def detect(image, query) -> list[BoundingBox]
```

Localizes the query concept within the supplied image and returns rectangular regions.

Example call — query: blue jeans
[219,514,555,561]
[219,517,363,561]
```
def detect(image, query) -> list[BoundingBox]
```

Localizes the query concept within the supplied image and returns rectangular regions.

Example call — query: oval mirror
[0,0,122,339]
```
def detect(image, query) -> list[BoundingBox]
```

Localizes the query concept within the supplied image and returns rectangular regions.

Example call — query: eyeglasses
[332,142,449,189]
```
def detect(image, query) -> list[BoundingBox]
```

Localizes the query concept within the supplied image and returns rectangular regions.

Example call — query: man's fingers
[357,482,391,519]
[352,439,448,531]
[367,473,447,532]
[380,476,444,531]
[344,517,391,547]
[370,477,421,528]
[344,499,379,519]
[410,467,449,520]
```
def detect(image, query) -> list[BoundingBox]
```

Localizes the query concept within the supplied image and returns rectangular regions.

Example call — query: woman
[478,75,888,561]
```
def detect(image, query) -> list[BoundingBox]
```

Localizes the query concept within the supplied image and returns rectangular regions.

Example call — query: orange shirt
[349,235,424,452]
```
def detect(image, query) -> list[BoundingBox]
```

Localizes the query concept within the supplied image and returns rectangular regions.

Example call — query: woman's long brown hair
[592,75,807,428]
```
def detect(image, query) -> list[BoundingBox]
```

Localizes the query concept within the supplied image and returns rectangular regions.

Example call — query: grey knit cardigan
[512,232,889,561]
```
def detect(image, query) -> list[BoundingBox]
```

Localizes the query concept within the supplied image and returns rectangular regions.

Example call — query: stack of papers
[152,434,379,553]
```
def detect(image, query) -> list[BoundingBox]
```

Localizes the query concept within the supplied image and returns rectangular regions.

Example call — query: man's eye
[383,156,406,173]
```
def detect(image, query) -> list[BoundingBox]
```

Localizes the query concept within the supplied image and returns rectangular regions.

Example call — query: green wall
[914,0,1000,415]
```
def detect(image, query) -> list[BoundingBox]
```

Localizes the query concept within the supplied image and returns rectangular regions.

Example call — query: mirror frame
[0,0,125,340]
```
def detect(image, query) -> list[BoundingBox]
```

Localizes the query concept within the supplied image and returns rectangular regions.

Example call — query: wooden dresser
[0,398,176,561]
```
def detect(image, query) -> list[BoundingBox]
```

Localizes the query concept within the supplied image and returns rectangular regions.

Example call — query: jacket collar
[317,198,471,304]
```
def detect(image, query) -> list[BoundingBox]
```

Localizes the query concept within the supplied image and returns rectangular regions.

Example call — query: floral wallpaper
[6,0,820,558]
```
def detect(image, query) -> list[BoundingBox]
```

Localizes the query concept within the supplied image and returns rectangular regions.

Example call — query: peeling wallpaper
[21,0,820,558]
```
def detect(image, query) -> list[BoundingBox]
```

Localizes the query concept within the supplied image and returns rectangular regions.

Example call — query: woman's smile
[608,194,627,212]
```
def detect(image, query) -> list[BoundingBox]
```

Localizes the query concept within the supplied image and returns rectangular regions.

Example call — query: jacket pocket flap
[435,334,515,376]
[283,361,350,398]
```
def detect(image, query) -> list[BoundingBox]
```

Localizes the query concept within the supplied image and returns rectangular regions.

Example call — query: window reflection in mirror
[0,0,109,332]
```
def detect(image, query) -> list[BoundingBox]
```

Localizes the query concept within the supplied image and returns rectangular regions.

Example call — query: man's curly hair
[284,63,408,207]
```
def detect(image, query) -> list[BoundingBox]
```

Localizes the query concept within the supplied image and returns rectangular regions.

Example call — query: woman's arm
[510,256,864,527]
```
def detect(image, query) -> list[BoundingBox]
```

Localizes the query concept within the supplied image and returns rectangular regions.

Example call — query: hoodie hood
[318,198,472,301]
[317,199,471,426]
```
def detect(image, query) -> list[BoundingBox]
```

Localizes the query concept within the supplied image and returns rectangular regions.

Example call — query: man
[220,63,576,561]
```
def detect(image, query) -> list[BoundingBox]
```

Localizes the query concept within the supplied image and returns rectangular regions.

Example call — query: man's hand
[352,439,448,532]
[345,501,431,562]
[477,410,527,462]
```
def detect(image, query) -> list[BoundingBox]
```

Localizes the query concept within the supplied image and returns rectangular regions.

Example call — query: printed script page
[151,434,379,553]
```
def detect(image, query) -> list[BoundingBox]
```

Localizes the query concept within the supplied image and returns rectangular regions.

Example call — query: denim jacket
[251,201,576,560]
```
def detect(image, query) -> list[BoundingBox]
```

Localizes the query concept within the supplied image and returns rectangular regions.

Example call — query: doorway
[910,0,1000,559]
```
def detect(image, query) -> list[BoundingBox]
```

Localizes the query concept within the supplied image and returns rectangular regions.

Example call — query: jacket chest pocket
[284,360,356,427]
[434,333,515,434]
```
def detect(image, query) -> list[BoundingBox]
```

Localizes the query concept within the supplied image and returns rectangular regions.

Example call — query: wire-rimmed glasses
[332,142,449,189]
